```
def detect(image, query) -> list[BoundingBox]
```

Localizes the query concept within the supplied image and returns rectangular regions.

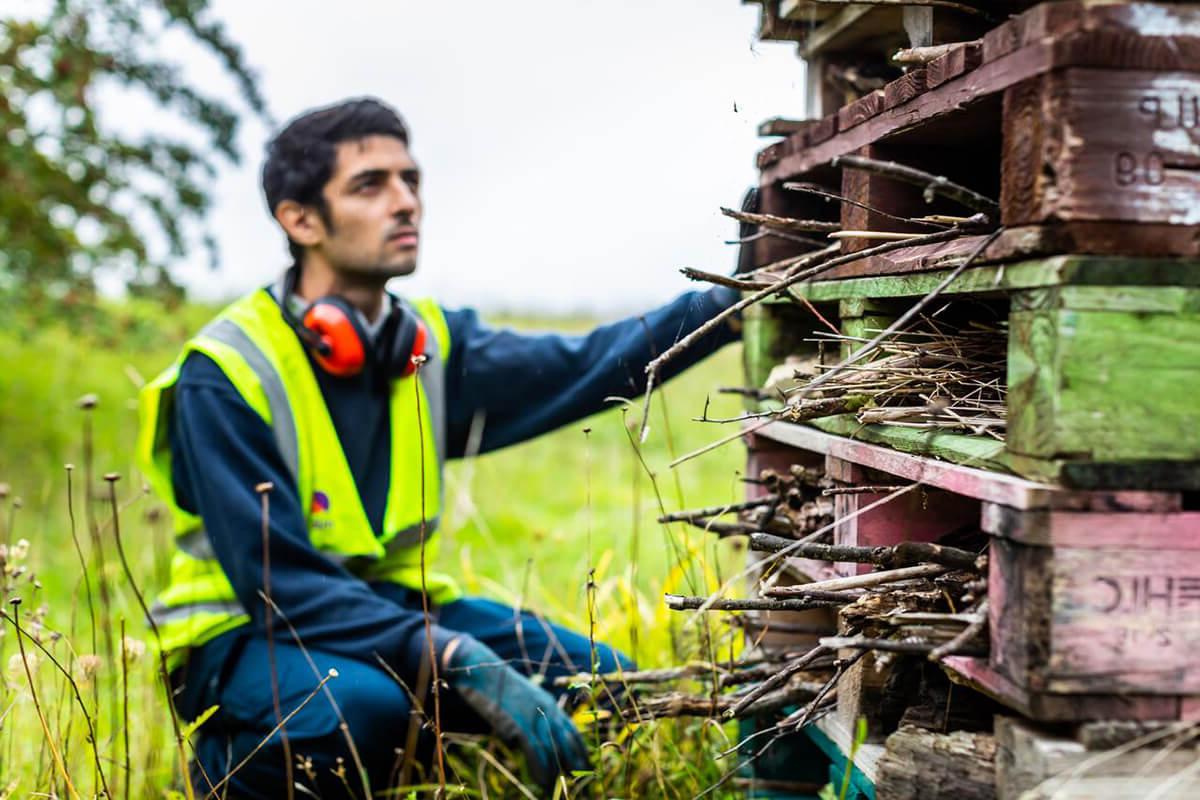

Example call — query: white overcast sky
[29,1,810,314]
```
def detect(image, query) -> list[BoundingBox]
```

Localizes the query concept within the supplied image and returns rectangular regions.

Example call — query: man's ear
[275,200,325,247]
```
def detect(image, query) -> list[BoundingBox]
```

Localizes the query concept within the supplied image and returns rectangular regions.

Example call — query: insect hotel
[643,2,1200,797]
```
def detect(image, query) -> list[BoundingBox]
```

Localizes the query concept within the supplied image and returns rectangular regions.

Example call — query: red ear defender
[302,302,367,377]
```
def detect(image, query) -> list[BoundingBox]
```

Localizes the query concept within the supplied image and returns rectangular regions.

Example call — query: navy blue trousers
[181,597,631,799]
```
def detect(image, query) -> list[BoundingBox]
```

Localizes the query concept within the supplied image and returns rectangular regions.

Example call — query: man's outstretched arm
[442,285,740,456]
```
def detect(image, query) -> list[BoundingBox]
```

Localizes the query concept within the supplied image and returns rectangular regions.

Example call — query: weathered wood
[875,725,996,800]
[759,16,1200,186]
[1006,303,1200,463]
[995,716,1200,800]
[927,40,983,88]
[987,517,1200,695]
[753,420,1180,512]
[942,656,1192,722]
[808,111,840,145]
[883,68,928,109]
[982,2,1200,68]
[1001,69,1200,227]
[828,457,979,576]
[759,117,814,137]
[837,89,886,132]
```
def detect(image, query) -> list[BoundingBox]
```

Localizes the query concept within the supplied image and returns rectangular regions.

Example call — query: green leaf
[181,703,220,738]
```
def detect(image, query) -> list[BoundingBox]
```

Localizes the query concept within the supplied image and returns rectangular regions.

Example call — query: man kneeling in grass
[138,97,739,798]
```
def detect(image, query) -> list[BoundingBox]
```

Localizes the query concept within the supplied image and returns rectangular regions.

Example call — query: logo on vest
[310,491,333,529]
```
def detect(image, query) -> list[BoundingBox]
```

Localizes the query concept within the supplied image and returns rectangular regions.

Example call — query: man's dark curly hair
[262,97,410,261]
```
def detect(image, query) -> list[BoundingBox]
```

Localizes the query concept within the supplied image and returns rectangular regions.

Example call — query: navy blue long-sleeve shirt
[168,285,739,712]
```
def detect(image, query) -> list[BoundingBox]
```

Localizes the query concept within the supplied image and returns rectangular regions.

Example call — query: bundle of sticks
[781,318,1008,439]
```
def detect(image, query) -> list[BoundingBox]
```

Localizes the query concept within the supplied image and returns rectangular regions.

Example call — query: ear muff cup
[375,303,428,380]
[302,297,370,377]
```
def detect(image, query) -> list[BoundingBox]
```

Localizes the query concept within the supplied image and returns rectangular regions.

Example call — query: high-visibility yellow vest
[136,288,461,662]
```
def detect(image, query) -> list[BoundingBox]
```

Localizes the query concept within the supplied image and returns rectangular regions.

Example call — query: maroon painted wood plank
[837,90,886,133]
[808,111,840,146]
[759,117,813,138]
[927,41,983,89]
[757,139,788,170]
[759,24,1200,187]
[883,69,928,111]
[942,656,1191,722]
[1002,68,1200,227]
[753,421,1178,512]
[984,2,1200,66]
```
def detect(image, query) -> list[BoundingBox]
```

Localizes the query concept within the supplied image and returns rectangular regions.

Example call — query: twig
[665,594,847,612]
[203,671,339,799]
[632,681,824,720]
[765,564,950,595]
[257,482,294,800]
[928,600,989,661]
[820,635,984,656]
[832,155,1001,220]
[782,183,950,229]
[822,485,906,496]
[893,42,977,66]
[658,498,773,523]
[106,474,197,800]
[411,356,447,794]
[8,600,82,800]
[679,267,770,292]
[787,229,1003,401]
[749,536,975,573]
[725,229,829,248]
[726,645,831,718]
[720,207,841,234]
[657,229,964,461]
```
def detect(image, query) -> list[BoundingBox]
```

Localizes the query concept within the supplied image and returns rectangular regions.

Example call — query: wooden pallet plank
[883,68,928,109]
[927,41,983,89]
[1002,68,1200,227]
[759,20,1200,186]
[758,117,813,137]
[753,420,1177,512]
[781,256,1200,305]
[837,89,886,132]
[875,726,997,800]
[942,656,1189,722]
[1007,305,1200,462]
[988,526,1200,695]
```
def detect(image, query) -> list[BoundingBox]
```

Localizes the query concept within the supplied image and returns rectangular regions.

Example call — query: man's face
[314,134,422,279]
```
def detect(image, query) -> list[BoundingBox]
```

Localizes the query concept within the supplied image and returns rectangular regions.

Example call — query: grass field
[0,299,759,798]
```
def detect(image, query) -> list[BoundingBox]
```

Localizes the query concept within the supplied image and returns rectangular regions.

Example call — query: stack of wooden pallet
[733,2,1200,797]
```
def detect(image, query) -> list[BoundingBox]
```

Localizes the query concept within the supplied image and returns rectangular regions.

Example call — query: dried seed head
[0,484,8,500]
[10,540,28,562]
[77,394,98,410]
[104,472,120,483]
[121,636,146,662]
[77,654,102,683]
[254,482,274,494]
[7,651,38,676]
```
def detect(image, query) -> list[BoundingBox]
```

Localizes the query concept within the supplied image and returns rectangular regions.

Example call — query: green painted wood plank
[1008,308,1200,461]
[807,416,1011,473]
[780,257,1200,304]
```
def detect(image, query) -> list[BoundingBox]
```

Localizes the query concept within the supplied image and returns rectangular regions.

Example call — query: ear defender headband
[279,268,427,380]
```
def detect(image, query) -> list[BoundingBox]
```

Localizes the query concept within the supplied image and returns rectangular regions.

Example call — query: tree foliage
[0,0,268,314]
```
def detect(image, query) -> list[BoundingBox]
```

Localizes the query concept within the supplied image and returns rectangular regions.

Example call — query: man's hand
[443,635,589,790]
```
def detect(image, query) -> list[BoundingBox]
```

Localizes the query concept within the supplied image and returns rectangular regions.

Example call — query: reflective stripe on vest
[138,289,462,656]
